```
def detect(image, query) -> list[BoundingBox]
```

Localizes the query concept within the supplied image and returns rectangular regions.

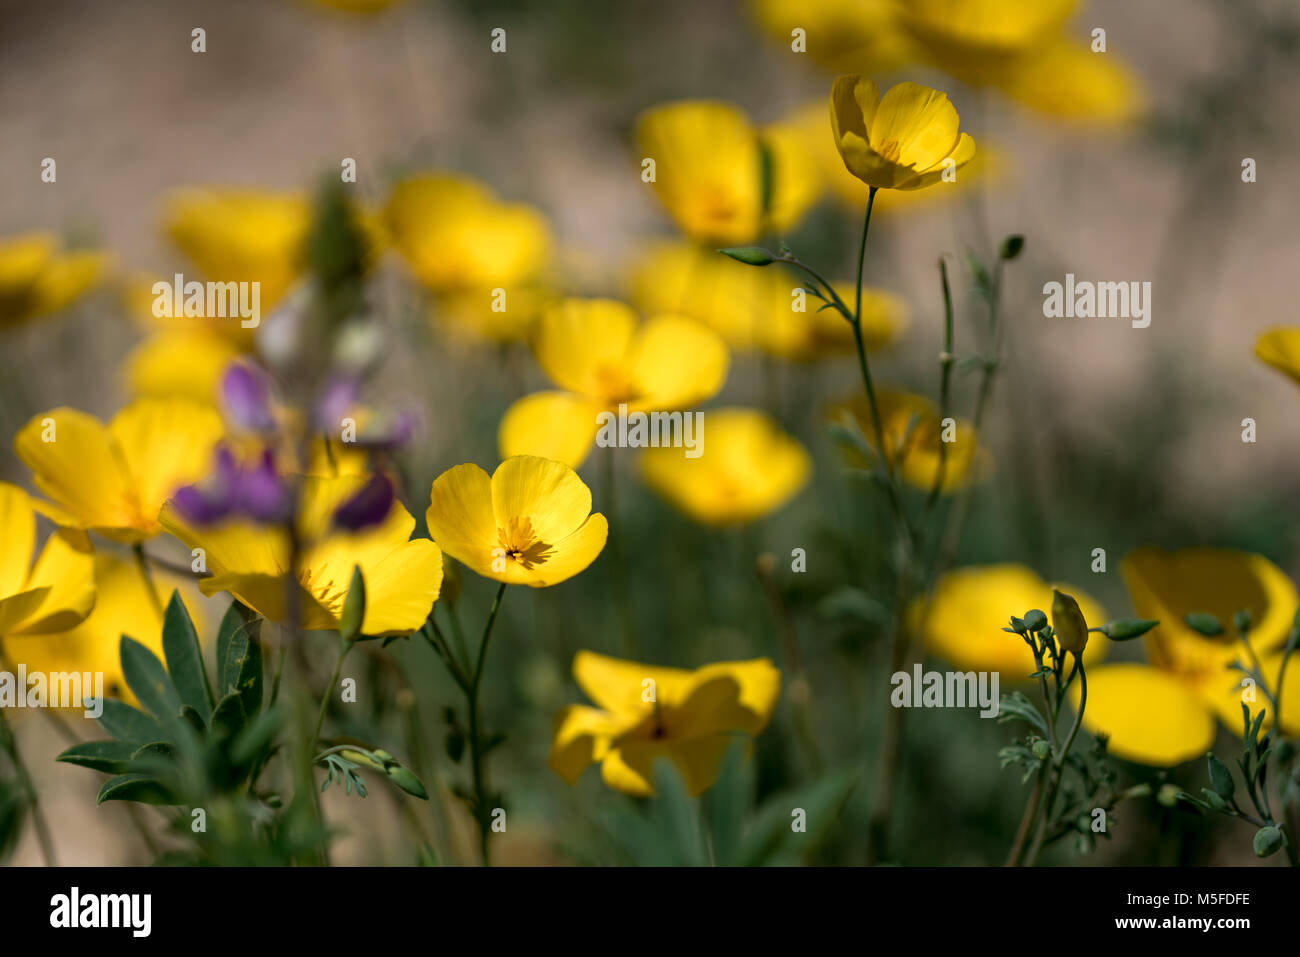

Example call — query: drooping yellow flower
[833,389,985,494]
[1254,328,1300,388]
[123,331,243,405]
[426,455,607,588]
[635,100,820,244]
[15,399,224,544]
[641,408,810,526]
[160,473,442,636]
[163,188,312,315]
[0,482,94,640]
[3,553,203,708]
[913,564,1107,675]
[1077,548,1300,766]
[549,650,781,796]
[498,298,729,468]
[830,76,976,191]
[0,231,108,329]
[747,0,916,74]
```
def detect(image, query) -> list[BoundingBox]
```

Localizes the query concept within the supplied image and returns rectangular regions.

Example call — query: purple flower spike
[236,449,293,525]
[221,362,277,432]
[315,376,360,433]
[332,472,395,532]
[171,483,230,525]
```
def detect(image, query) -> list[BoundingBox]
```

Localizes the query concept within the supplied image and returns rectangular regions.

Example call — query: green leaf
[217,602,263,719]
[210,691,247,743]
[1184,612,1223,637]
[339,565,366,644]
[96,697,166,745]
[96,773,173,806]
[706,740,750,867]
[56,739,138,774]
[649,760,707,867]
[995,692,1048,734]
[739,768,858,866]
[162,592,213,722]
[1207,753,1235,799]
[120,636,183,724]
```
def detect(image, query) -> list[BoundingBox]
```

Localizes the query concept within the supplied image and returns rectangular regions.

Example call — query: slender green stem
[0,704,56,865]
[926,257,956,512]
[312,636,354,750]
[467,582,507,865]
[1025,659,1087,866]
[133,543,165,619]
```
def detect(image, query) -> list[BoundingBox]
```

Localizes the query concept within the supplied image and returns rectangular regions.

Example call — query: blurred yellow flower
[15,399,224,544]
[426,455,607,588]
[161,473,442,636]
[914,564,1106,675]
[641,408,810,526]
[834,389,985,494]
[307,0,407,12]
[748,0,916,73]
[992,38,1143,123]
[123,331,242,405]
[0,482,95,639]
[763,278,906,361]
[635,100,819,244]
[498,298,729,468]
[162,187,328,326]
[3,553,203,708]
[0,231,107,329]
[830,76,976,191]
[1254,327,1300,387]
[549,650,781,796]
[1077,548,1300,766]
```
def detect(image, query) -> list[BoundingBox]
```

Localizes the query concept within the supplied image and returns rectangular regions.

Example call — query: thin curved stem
[468,582,507,865]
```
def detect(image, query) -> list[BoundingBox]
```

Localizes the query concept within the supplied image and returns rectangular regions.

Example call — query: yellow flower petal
[9,529,95,636]
[601,734,734,797]
[869,81,962,172]
[532,298,639,401]
[748,0,915,73]
[499,391,602,469]
[572,650,695,716]
[628,314,729,410]
[548,704,639,785]
[491,455,594,547]
[356,538,442,636]
[1255,327,1300,388]
[992,38,1144,124]
[0,483,35,600]
[675,658,782,736]
[1075,663,1216,766]
[124,331,242,405]
[108,399,225,532]
[425,463,499,578]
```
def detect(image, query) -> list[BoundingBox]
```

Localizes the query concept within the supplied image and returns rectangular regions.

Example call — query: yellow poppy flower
[833,389,986,494]
[991,38,1144,124]
[641,408,810,526]
[15,399,224,544]
[0,482,95,640]
[830,76,976,191]
[163,188,312,314]
[913,564,1107,675]
[160,473,442,636]
[628,241,769,349]
[898,0,1076,84]
[549,650,781,796]
[425,455,607,588]
[1076,548,1300,766]
[432,284,555,345]
[498,298,728,468]
[123,331,243,405]
[0,231,108,328]
[1255,327,1300,388]
[747,0,916,74]
[3,553,203,708]
[634,100,819,244]
[385,173,552,293]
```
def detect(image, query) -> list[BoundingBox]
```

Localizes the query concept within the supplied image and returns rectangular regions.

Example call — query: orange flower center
[496,516,553,570]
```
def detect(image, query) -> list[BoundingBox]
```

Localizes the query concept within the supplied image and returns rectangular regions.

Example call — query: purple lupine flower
[332,472,395,532]
[170,445,291,527]
[221,362,277,432]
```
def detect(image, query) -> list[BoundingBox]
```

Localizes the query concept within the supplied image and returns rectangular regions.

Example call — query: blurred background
[2,0,1300,865]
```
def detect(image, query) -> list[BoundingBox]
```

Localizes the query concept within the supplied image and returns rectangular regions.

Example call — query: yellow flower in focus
[1076,548,1300,766]
[635,100,819,244]
[0,483,94,640]
[124,331,243,405]
[641,408,810,526]
[161,474,442,636]
[834,390,985,494]
[0,231,108,328]
[425,455,607,587]
[829,76,976,191]
[914,564,1106,675]
[3,553,203,708]
[15,399,224,544]
[498,298,728,468]
[748,0,916,73]
[549,650,781,796]
[163,188,312,313]
[1254,328,1300,388]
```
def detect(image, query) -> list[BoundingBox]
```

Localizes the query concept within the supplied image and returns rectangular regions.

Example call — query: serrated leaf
[96,773,173,806]
[96,697,165,745]
[56,739,138,774]
[120,636,182,725]
[162,592,213,722]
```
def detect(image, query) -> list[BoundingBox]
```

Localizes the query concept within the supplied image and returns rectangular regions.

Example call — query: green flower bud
[1022,609,1047,633]
[339,565,366,643]
[1031,739,1051,760]
[1100,618,1160,641]
[1051,589,1089,656]
[999,235,1025,261]
[1156,783,1182,807]
[1233,609,1252,633]
[386,765,429,800]
[1253,825,1284,858]
[718,246,776,266]
[1184,612,1223,637]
